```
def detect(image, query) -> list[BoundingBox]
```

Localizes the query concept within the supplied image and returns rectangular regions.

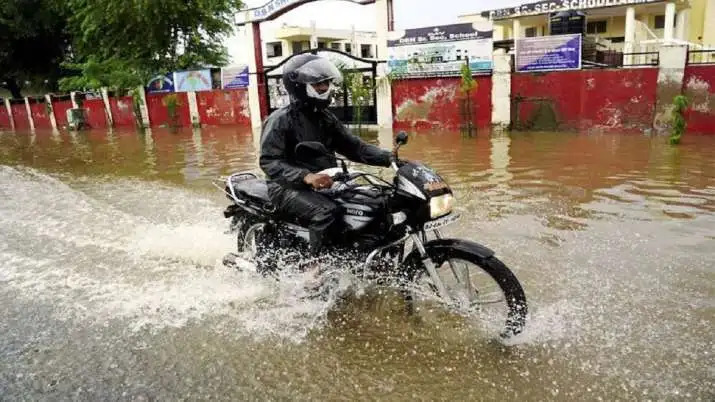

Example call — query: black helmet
[282,53,342,110]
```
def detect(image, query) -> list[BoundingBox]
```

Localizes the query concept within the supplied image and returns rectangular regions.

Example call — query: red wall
[82,98,108,129]
[147,93,191,127]
[196,89,250,126]
[392,76,492,130]
[683,65,715,135]
[511,68,658,132]
[109,96,136,126]
[51,97,73,129]
[0,102,11,129]
[10,102,30,130]
[28,99,52,129]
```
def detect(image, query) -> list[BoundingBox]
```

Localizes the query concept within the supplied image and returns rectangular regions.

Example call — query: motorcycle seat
[228,176,274,210]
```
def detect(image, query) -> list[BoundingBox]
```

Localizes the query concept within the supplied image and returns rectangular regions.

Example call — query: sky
[225,0,525,63]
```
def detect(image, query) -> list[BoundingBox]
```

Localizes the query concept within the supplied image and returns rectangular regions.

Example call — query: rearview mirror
[395,131,409,146]
[295,141,329,159]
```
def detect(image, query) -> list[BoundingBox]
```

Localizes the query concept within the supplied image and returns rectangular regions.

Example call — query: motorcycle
[216,132,528,338]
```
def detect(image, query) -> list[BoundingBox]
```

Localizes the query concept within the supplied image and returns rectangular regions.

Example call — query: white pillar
[653,44,688,132]
[703,0,715,47]
[375,0,393,128]
[491,51,511,129]
[310,20,318,49]
[45,94,58,130]
[624,7,636,65]
[675,10,689,41]
[136,86,151,127]
[24,97,35,131]
[101,87,113,127]
[4,98,15,131]
[512,19,521,39]
[70,91,79,108]
[494,25,505,41]
[187,91,201,127]
[664,2,676,42]
[243,25,263,130]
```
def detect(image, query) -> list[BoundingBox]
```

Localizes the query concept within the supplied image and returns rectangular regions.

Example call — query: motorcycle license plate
[423,213,460,231]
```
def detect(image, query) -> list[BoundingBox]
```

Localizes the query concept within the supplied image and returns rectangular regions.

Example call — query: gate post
[245,22,269,130]
[375,0,393,128]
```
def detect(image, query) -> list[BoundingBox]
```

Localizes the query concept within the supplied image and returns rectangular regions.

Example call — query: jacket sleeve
[331,117,392,167]
[259,113,311,187]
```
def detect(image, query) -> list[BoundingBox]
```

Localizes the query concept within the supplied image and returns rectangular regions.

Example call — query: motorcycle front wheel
[404,243,528,339]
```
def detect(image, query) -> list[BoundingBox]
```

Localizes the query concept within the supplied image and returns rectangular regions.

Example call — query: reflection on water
[0,127,713,400]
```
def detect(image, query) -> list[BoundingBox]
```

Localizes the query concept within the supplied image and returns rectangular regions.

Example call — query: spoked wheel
[407,245,527,339]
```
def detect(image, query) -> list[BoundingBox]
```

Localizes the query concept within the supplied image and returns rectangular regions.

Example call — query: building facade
[459,0,715,53]
[261,23,378,66]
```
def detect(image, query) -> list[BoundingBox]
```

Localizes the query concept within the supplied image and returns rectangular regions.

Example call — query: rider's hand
[304,173,333,190]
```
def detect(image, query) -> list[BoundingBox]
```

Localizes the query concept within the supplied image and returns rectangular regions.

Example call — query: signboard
[515,33,582,72]
[484,0,664,20]
[146,73,175,93]
[173,69,213,92]
[236,0,375,25]
[387,23,493,76]
[221,65,250,89]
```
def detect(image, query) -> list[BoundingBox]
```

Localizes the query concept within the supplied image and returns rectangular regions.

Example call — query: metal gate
[263,48,378,124]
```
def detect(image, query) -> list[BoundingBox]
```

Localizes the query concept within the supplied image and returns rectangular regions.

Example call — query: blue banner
[515,34,582,72]
[221,65,250,89]
[146,73,175,93]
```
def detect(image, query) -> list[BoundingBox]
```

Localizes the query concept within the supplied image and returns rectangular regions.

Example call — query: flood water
[0,127,713,401]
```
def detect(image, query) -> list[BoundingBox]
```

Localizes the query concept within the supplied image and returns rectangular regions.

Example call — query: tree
[0,0,69,98]
[60,0,244,92]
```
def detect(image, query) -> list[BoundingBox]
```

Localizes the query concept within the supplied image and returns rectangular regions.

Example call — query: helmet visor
[292,58,343,85]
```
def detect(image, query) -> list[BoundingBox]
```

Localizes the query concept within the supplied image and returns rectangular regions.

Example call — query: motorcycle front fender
[421,238,495,259]
[398,237,495,279]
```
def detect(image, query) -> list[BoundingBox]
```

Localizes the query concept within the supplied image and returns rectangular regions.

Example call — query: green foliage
[0,0,69,98]
[669,95,688,145]
[59,58,146,92]
[459,61,477,136]
[2,0,243,96]
[61,0,243,91]
[336,62,375,131]
[162,94,182,127]
[459,62,477,94]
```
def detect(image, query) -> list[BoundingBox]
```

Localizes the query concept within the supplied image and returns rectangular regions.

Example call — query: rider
[259,53,392,254]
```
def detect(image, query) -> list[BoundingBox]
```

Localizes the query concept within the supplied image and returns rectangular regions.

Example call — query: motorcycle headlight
[429,193,454,219]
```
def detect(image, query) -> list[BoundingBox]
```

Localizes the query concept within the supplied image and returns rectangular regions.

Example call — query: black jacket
[259,104,391,190]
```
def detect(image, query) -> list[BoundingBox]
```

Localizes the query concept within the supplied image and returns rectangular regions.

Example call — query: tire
[404,243,528,339]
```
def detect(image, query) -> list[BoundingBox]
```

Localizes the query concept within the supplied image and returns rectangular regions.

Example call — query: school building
[460,0,715,55]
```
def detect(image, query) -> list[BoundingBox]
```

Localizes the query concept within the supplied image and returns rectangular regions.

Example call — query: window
[361,44,373,58]
[292,41,302,54]
[654,15,664,29]
[266,42,282,58]
[330,42,341,50]
[525,27,537,37]
[345,43,352,54]
[586,20,607,34]
[318,42,327,49]
[654,15,676,29]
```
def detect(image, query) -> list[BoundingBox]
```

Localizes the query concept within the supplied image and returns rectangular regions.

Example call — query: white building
[228,22,378,67]
[263,23,378,65]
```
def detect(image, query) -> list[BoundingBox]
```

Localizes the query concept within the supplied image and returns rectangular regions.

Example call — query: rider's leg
[268,186,340,255]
